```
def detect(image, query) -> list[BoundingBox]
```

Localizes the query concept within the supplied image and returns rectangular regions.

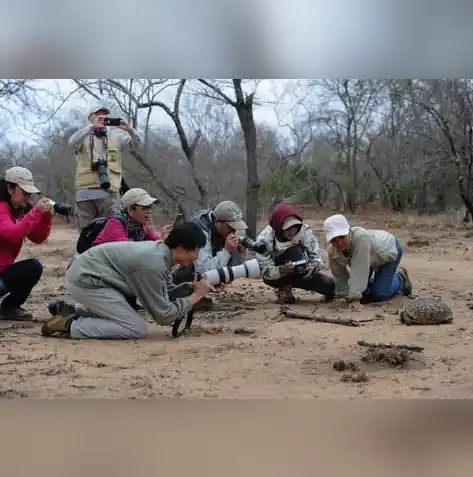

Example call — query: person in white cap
[67,105,142,230]
[0,167,54,320]
[255,201,335,304]
[323,214,412,304]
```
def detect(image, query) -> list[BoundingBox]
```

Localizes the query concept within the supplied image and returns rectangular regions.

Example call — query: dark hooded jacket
[269,202,304,241]
[254,202,325,281]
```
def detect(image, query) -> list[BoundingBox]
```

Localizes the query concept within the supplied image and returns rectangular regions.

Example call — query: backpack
[76,217,110,254]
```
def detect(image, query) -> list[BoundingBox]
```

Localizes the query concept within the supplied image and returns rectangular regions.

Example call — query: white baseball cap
[282,216,303,230]
[4,166,40,194]
[88,106,110,120]
[323,214,350,242]
[121,188,157,208]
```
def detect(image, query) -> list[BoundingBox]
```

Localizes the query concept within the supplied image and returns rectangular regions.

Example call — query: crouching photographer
[255,202,335,304]
[172,201,248,283]
[41,222,211,340]
[0,167,66,321]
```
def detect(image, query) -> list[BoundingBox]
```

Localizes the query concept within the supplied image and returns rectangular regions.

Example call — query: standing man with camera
[68,106,142,230]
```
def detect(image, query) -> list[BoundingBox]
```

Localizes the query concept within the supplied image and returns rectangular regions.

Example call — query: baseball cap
[323,214,350,243]
[121,188,157,208]
[213,201,247,231]
[88,106,110,120]
[4,166,40,194]
[282,216,303,230]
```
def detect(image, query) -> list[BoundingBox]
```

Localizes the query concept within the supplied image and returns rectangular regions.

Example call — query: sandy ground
[1,211,473,399]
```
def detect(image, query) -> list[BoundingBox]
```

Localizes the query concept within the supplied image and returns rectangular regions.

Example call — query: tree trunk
[236,103,259,238]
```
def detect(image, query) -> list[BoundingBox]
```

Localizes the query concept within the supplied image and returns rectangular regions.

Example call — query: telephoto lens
[97,163,110,190]
[203,258,261,286]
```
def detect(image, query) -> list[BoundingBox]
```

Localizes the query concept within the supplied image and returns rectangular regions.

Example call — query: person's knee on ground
[70,312,149,340]
[367,277,400,302]
[42,307,149,340]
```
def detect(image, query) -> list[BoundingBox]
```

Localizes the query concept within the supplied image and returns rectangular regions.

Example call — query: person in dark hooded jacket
[254,202,335,304]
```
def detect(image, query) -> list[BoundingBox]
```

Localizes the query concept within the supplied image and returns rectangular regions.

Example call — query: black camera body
[48,200,74,217]
[292,260,308,275]
[91,157,110,190]
[240,236,267,254]
[104,117,122,127]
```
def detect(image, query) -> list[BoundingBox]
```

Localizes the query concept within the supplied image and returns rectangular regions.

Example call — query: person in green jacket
[41,222,211,340]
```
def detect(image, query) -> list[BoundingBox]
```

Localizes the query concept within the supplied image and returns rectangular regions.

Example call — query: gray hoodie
[66,240,193,326]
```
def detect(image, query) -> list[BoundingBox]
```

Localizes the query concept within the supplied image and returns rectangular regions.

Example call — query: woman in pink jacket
[0,167,53,321]
[92,188,161,246]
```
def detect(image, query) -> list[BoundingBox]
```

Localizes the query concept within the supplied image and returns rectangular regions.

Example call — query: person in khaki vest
[68,106,141,230]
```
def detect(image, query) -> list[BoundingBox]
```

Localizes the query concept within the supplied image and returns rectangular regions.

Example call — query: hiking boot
[47,299,76,317]
[275,286,296,305]
[41,314,76,337]
[194,296,213,312]
[0,307,33,321]
[399,267,413,296]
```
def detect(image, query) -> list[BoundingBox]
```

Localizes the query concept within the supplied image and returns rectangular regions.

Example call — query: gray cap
[4,166,40,194]
[213,201,247,231]
[88,105,110,120]
[121,188,157,208]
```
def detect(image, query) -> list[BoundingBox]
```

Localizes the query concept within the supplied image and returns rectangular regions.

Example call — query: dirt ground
[2,211,473,399]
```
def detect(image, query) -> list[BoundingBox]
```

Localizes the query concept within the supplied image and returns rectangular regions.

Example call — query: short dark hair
[164,221,206,250]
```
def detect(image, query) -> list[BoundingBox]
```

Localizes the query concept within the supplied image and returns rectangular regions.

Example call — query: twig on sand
[280,306,367,327]
[357,340,424,353]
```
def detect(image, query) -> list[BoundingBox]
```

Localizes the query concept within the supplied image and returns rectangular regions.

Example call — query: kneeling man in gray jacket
[41,222,210,340]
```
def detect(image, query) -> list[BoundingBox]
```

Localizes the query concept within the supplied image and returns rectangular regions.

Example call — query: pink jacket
[92,217,160,246]
[0,201,52,273]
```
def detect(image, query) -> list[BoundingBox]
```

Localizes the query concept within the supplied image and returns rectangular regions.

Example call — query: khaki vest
[74,131,123,193]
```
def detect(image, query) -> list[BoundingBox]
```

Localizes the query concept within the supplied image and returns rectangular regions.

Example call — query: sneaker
[47,299,76,317]
[276,286,296,305]
[0,307,33,321]
[399,267,412,296]
[41,314,76,337]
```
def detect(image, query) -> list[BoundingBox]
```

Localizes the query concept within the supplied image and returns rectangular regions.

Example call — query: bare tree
[197,79,260,237]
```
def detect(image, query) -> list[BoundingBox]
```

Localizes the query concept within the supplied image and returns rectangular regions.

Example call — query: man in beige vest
[68,106,142,230]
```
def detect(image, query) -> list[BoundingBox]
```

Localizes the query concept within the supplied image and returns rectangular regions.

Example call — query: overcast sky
[5,79,298,144]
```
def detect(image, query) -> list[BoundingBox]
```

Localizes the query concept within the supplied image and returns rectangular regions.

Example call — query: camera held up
[239,236,267,254]
[47,200,74,217]
[103,117,122,127]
